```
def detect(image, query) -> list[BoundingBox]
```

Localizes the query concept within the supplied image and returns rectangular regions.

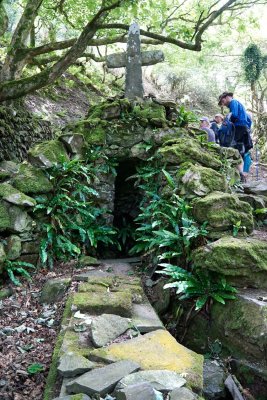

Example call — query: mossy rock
[78,255,100,266]
[0,242,6,273]
[216,146,242,166]
[75,120,107,145]
[192,191,254,235]
[12,162,53,194]
[72,290,132,317]
[177,163,228,198]
[186,288,267,367]
[159,137,222,170]
[78,276,144,301]
[8,205,33,233]
[5,235,21,260]
[192,236,267,288]
[28,139,69,168]
[86,98,131,120]
[237,194,267,212]
[133,102,166,126]
[60,329,92,359]
[0,201,11,232]
[0,287,13,300]
[0,182,36,207]
[40,277,71,304]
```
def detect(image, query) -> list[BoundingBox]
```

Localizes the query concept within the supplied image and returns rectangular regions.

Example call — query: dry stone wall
[0,104,53,162]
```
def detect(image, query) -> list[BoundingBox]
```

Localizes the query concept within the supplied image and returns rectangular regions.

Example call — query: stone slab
[91,314,130,347]
[115,370,186,394]
[72,290,132,317]
[132,302,164,333]
[53,395,91,400]
[58,353,94,377]
[203,360,226,399]
[170,387,198,400]
[107,50,164,68]
[66,360,140,396]
[90,329,203,393]
[116,382,161,400]
[243,181,267,196]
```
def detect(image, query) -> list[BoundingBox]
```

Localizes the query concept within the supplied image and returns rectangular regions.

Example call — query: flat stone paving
[48,259,204,400]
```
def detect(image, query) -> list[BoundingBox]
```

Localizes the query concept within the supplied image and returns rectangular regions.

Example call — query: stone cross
[106,23,164,99]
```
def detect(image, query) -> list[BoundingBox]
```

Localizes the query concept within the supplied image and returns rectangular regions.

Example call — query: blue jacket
[229,99,250,127]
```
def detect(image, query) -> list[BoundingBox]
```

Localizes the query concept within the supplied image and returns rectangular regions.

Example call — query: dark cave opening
[112,159,142,257]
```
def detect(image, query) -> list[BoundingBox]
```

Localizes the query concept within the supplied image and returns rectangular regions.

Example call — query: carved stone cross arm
[106,23,165,99]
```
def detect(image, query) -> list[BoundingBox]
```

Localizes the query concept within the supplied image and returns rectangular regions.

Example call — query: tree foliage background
[1,0,267,106]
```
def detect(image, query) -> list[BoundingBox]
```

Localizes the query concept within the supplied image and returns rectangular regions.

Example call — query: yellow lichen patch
[90,329,203,392]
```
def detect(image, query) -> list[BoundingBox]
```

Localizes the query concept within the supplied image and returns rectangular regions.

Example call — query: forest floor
[0,263,93,400]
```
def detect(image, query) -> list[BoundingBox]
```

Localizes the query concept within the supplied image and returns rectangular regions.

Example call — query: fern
[157,264,237,310]
[4,260,35,286]
[35,147,118,268]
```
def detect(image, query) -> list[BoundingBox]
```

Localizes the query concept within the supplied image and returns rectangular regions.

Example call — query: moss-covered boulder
[216,146,242,166]
[0,183,36,207]
[192,236,267,288]
[192,191,254,236]
[159,137,222,170]
[0,202,29,234]
[28,139,69,168]
[12,162,53,194]
[90,329,204,393]
[177,163,228,198]
[237,193,266,212]
[185,288,267,367]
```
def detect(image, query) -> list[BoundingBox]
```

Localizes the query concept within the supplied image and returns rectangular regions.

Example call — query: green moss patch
[28,139,69,166]
[192,191,254,235]
[192,236,267,288]
[0,182,36,206]
[12,162,53,194]
[159,137,222,170]
[178,163,228,198]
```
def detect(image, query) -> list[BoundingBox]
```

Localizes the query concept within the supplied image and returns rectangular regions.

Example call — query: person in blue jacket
[218,92,253,156]
[218,92,253,181]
